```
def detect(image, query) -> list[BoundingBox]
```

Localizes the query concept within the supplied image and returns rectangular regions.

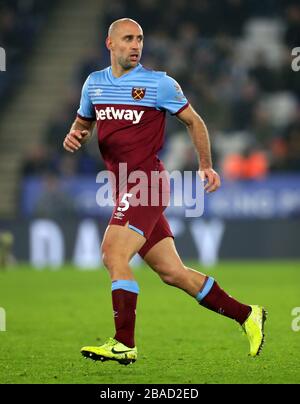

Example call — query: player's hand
[63,130,89,153]
[198,168,221,193]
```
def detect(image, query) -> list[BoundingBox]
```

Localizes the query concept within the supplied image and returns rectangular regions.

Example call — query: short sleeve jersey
[77,64,189,177]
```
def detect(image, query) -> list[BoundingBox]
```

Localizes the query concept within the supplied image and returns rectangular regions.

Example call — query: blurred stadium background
[0,0,299,268]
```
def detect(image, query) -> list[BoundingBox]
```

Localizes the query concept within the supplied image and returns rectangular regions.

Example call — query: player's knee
[101,251,110,270]
[101,242,114,269]
[102,250,116,270]
[160,268,186,287]
[102,248,128,271]
[161,274,180,286]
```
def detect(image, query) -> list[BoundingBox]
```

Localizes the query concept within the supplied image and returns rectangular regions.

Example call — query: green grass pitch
[0,261,299,384]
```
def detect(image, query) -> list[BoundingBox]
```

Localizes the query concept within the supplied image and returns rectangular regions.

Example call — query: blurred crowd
[17,0,300,181]
[0,0,56,110]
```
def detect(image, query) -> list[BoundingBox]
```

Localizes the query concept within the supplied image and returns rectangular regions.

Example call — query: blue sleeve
[156,74,189,115]
[77,75,95,120]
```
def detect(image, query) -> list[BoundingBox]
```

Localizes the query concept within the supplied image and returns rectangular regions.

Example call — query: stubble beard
[118,56,139,71]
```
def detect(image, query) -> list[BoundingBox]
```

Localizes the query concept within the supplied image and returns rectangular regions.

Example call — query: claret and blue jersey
[77,64,189,175]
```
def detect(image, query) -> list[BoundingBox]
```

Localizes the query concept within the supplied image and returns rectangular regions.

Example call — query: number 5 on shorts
[117,193,133,212]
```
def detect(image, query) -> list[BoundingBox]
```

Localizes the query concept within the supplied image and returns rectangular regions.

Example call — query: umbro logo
[92,88,103,96]
[114,212,124,218]
[113,211,124,220]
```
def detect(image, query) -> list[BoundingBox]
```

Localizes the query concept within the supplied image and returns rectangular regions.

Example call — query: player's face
[109,23,144,71]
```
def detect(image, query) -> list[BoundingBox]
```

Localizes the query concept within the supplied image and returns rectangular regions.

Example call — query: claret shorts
[108,162,174,258]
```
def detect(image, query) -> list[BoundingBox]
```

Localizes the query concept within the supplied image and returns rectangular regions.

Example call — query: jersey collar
[109,64,143,82]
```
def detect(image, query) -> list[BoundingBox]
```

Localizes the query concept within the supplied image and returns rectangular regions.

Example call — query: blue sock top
[112,280,140,294]
[196,277,215,302]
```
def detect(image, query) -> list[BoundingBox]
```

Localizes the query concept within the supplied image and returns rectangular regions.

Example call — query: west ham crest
[132,87,146,101]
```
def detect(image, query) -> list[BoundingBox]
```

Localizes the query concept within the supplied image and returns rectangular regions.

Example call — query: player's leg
[141,229,266,357]
[102,221,145,345]
[142,236,206,295]
[142,236,251,322]
[101,221,146,280]
[81,183,170,364]
[81,222,146,364]
[138,215,208,297]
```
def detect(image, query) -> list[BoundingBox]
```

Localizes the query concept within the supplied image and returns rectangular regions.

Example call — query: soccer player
[63,19,267,365]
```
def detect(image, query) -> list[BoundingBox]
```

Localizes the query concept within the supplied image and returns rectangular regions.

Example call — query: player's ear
[106,36,112,51]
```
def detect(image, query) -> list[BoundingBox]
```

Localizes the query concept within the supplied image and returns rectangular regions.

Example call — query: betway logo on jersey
[96,107,144,124]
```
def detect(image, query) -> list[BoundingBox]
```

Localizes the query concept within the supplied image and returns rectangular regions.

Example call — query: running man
[63,18,267,365]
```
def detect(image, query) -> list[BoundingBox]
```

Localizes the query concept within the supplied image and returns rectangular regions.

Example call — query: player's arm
[63,74,96,153]
[63,117,95,153]
[177,105,221,193]
[157,74,220,193]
